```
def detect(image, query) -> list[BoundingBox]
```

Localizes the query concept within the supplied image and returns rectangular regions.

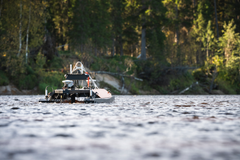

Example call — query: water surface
[0,95,240,160]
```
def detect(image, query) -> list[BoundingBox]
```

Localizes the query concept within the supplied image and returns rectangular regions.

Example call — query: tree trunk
[175,4,180,65]
[206,42,209,59]
[80,43,83,53]
[235,0,240,33]
[111,36,115,57]
[193,0,196,23]
[17,0,22,57]
[115,36,119,55]
[134,44,137,57]
[214,0,219,40]
[140,27,146,60]
[61,43,65,51]
[209,67,217,93]
[60,24,65,51]
[105,47,108,56]
[196,48,199,65]
[175,4,179,45]
[120,34,123,56]
[26,4,31,64]
[209,0,219,93]
[95,47,97,57]
[206,36,211,76]
[0,0,3,17]
[68,38,70,51]
[140,0,146,60]
[206,32,209,59]
[222,0,225,29]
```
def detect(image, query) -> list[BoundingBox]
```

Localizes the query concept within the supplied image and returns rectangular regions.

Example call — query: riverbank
[0,53,238,95]
[0,85,38,95]
[0,83,225,95]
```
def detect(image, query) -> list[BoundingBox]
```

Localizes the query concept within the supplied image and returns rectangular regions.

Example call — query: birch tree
[17,0,22,57]
[25,2,31,64]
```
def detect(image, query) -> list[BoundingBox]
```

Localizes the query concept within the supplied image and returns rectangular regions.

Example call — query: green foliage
[194,0,212,33]
[156,86,168,94]
[0,71,9,86]
[38,82,49,94]
[138,80,151,91]
[201,21,216,59]
[99,81,121,95]
[38,72,64,93]
[70,0,111,49]
[155,72,195,95]
[58,50,72,58]
[3,55,36,89]
[34,53,64,93]
[125,77,139,95]
[90,56,110,71]
[48,56,63,69]
[130,83,139,95]
[144,0,168,59]
[5,55,26,77]
[18,74,38,90]
[36,53,46,69]
[210,20,240,93]
[13,64,38,90]
[184,85,207,95]
[192,68,208,83]
[91,55,137,74]
[148,29,166,61]
[4,52,65,92]
[167,72,194,92]
[219,20,240,66]
[38,82,62,94]
[216,79,236,94]
[47,0,73,48]
[0,0,46,60]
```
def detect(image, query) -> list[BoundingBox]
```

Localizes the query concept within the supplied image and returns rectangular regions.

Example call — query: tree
[70,0,111,56]
[17,0,22,57]
[202,21,215,60]
[110,0,125,56]
[219,20,240,65]
[25,2,31,63]
[137,0,167,60]
[0,0,46,71]
[192,0,213,65]
[214,0,219,40]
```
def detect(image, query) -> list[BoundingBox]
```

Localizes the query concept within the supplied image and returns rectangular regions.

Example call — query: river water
[0,95,240,160]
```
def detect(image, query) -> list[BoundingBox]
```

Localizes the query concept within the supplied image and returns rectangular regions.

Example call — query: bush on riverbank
[192,67,239,94]
[36,53,64,93]
[216,79,237,94]
[0,71,9,86]
[90,55,137,75]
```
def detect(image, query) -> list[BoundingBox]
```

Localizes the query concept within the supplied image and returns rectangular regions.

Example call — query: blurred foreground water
[0,95,240,160]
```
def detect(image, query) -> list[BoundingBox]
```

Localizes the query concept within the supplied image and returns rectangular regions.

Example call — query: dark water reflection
[0,95,240,160]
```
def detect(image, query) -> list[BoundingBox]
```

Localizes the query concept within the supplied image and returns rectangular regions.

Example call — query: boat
[39,61,115,103]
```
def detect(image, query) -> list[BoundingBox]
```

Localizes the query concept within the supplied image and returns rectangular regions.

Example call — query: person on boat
[62,80,74,89]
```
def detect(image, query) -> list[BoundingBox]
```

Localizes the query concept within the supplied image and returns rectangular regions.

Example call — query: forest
[0,0,239,94]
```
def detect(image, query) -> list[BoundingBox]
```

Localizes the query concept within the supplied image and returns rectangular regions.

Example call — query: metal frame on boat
[39,61,115,103]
